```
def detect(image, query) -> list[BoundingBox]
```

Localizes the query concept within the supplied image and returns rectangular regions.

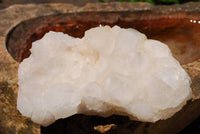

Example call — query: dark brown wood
[6,11,200,65]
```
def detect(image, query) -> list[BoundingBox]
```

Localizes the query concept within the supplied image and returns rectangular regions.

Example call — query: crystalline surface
[17,26,192,126]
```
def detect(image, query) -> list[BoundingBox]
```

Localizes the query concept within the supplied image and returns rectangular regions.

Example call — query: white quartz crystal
[17,25,192,126]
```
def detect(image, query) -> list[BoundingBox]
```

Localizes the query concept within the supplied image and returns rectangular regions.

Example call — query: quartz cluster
[17,26,192,126]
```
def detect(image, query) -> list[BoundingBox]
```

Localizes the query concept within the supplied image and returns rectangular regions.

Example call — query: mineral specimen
[17,26,192,126]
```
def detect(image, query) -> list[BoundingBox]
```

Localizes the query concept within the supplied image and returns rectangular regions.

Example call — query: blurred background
[0,0,200,9]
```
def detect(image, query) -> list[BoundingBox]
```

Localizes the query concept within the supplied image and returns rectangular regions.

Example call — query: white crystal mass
[17,26,192,126]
